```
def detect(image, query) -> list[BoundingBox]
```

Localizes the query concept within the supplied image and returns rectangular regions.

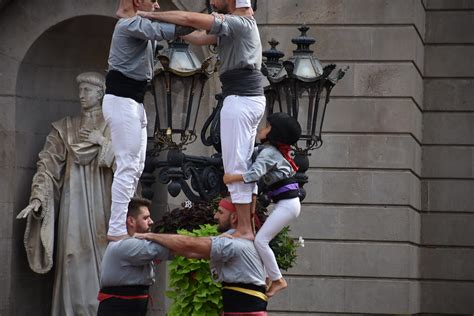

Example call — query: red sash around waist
[97,292,149,302]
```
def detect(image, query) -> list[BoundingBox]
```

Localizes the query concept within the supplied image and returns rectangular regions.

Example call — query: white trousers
[102,94,147,236]
[220,95,266,203]
[255,197,301,281]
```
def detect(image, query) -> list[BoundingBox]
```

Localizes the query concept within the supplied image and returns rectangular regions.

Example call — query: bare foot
[266,278,287,297]
[107,234,129,242]
[232,230,255,240]
[265,277,272,291]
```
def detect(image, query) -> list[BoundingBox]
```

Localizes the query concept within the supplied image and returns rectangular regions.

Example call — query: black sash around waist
[221,282,267,313]
[105,70,148,104]
[220,69,264,98]
[265,178,301,202]
[100,285,150,296]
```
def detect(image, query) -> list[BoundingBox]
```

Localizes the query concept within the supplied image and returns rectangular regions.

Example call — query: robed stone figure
[17,72,114,315]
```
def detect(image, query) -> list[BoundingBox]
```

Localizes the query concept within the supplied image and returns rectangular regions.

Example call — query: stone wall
[0,0,473,315]
[256,0,472,314]
[257,0,424,314]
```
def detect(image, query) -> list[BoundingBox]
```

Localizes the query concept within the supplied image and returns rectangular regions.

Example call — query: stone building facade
[0,0,472,315]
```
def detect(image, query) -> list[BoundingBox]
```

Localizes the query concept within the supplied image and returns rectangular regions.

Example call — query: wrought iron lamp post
[140,39,225,202]
[262,25,347,200]
[141,25,346,204]
[151,40,210,150]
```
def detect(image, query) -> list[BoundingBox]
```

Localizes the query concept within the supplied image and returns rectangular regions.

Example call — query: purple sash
[267,183,299,197]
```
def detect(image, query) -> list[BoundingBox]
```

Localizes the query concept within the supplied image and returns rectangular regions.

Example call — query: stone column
[420,0,474,313]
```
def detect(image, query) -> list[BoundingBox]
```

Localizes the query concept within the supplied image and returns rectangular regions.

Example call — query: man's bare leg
[233,203,254,240]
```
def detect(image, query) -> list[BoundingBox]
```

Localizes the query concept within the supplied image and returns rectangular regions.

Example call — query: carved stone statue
[17,72,114,316]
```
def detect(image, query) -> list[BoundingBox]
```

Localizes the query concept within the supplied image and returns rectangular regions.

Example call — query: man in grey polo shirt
[137,197,268,315]
[97,197,169,316]
[103,0,193,241]
[138,0,266,241]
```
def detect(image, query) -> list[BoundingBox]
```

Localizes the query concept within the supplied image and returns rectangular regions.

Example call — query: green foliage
[166,224,223,316]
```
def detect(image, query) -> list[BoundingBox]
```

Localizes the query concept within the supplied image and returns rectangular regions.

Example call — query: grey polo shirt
[208,14,263,75]
[210,233,266,287]
[100,237,169,287]
[108,16,175,81]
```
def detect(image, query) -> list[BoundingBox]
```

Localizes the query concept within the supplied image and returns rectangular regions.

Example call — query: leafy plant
[165,224,222,316]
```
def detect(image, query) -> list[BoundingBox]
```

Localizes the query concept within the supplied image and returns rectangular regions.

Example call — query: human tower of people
[98,0,303,315]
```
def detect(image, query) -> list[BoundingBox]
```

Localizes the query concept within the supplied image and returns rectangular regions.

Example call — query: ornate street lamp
[141,25,346,204]
[141,40,225,202]
[262,25,347,200]
[151,39,212,150]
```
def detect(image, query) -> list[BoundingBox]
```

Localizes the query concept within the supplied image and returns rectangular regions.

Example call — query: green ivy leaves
[166,224,223,316]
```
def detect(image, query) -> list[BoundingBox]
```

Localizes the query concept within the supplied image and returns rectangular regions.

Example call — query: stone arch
[15,14,117,174]
[7,1,180,313]
[3,1,207,314]
[12,14,117,315]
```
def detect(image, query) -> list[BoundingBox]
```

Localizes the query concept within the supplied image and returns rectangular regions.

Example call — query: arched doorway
[12,15,115,316]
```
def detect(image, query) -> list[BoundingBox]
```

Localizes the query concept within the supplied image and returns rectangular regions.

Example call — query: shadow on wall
[12,15,116,316]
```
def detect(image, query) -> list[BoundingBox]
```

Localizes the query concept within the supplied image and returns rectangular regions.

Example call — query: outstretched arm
[137,233,212,259]
[17,199,42,219]
[138,10,215,31]
[182,30,217,46]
